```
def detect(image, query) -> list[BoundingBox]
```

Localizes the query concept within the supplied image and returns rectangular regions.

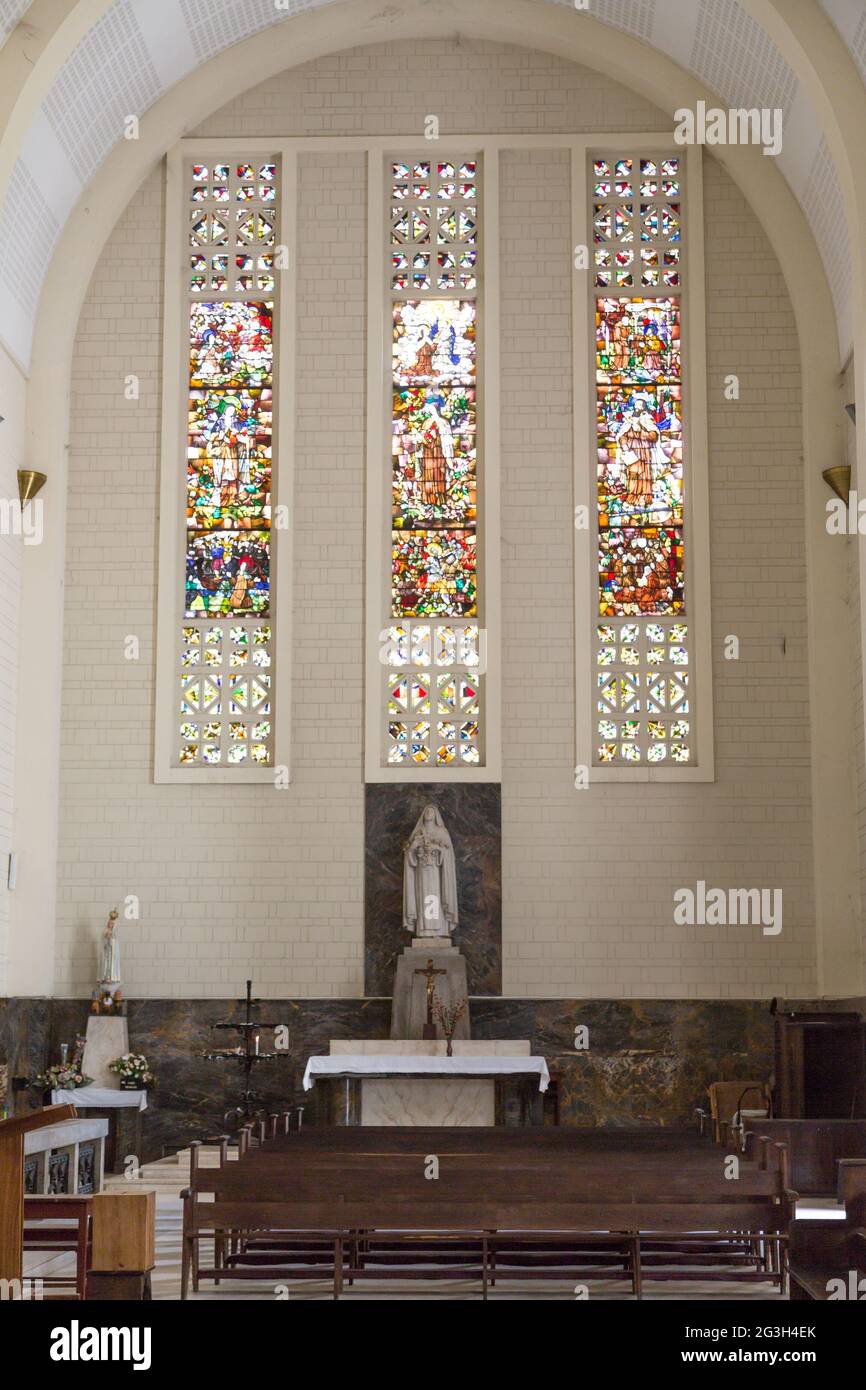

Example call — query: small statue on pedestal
[92,907,123,1014]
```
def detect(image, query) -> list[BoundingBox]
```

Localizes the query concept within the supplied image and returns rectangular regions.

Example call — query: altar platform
[303,1040,548,1126]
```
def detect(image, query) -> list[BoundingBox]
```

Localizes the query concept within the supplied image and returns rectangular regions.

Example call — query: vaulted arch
[4,0,861,1000]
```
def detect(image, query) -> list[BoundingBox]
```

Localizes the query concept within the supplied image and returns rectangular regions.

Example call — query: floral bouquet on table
[109,1053,155,1091]
[31,1062,93,1094]
[432,994,467,1057]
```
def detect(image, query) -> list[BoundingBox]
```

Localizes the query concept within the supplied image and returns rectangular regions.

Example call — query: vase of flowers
[109,1053,155,1091]
[31,1062,93,1098]
[432,995,467,1057]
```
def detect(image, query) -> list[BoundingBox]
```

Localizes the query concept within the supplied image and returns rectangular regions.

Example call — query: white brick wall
[0,346,25,993]
[55,40,817,999]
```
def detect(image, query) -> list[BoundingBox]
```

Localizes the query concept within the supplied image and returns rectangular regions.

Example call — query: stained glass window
[176,160,280,769]
[591,155,692,767]
[386,158,482,766]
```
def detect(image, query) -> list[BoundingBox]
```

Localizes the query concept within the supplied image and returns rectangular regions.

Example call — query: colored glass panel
[391,300,476,617]
[596,385,682,528]
[392,384,476,529]
[392,299,475,386]
[598,526,683,617]
[189,301,273,388]
[187,388,271,532]
[392,530,476,617]
[595,297,680,384]
[185,531,270,617]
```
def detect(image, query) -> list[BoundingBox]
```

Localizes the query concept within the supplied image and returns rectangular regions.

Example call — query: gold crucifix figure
[414,957,447,1040]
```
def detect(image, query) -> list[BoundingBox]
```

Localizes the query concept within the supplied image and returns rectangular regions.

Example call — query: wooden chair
[707,1080,770,1144]
[23,1195,91,1299]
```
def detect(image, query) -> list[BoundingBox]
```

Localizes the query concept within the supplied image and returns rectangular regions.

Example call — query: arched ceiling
[0,0,863,369]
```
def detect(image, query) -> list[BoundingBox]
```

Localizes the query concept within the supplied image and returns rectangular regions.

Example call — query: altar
[304,1040,549,1126]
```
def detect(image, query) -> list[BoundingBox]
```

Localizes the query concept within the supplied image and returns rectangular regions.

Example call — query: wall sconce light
[17,469,46,507]
[822,465,851,502]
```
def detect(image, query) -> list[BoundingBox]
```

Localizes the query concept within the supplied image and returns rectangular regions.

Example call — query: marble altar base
[328,1039,533,1126]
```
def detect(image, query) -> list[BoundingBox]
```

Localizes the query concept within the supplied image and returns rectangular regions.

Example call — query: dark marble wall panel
[45,996,390,1161]
[471,999,775,1128]
[0,993,816,1152]
[365,784,502,997]
[0,997,52,1114]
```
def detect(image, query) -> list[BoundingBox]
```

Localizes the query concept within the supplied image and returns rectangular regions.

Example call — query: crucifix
[415,957,447,1040]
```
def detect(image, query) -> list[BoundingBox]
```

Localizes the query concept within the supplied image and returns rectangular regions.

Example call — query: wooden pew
[788,1198,866,1301]
[743,1119,866,1195]
[787,1157,866,1300]
[181,1127,795,1299]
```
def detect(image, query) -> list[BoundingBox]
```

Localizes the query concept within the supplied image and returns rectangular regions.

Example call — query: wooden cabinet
[774,1013,866,1119]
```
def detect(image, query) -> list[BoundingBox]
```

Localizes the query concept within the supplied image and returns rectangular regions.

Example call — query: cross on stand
[415,957,447,1040]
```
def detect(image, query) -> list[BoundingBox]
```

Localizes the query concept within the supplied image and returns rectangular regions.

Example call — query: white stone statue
[402,805,459,938]
[99,908,121,986]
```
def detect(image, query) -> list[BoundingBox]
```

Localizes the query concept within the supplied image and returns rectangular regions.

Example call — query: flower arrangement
[31,1063,93,1093]
[109,1053,155,1090]
[432,994,467,1056]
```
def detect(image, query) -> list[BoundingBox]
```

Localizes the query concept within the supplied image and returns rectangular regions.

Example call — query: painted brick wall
[498,146,814,998]
[56,40,816,999]
[0,349,25,993]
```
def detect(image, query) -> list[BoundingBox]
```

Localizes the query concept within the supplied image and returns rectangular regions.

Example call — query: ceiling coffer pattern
[0,0,862,367]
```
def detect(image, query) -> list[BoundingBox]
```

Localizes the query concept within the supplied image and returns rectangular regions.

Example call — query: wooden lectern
[0,1105,77,1287]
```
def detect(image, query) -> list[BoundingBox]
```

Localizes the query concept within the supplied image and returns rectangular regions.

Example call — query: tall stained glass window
[178,159,279,768]
[591,155,692,766]
[384,157,483,768]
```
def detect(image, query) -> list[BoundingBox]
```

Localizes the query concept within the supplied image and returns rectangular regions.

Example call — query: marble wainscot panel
[6,995,774,1153]
[48,997,390,1161]
[470,999,774,1128]
[0,996,52,1115]
[365,783,502,998]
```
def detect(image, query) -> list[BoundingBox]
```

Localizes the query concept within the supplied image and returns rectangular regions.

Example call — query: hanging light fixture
[822,465,851,502]
[17,470,47,507]
[822,403,857,502]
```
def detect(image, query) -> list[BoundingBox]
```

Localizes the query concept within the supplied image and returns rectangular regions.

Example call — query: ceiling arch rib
[0,0,863,371]
[0,1,33,49]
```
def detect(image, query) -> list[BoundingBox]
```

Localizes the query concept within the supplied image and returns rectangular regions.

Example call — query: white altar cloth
[303,1054,550,1092]
[51,1087,148,1111]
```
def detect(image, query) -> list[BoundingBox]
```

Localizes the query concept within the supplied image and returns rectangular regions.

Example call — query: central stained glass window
[385,157,483,768]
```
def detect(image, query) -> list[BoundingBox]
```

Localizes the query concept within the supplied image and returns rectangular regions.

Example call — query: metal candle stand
[201,979,290,1132]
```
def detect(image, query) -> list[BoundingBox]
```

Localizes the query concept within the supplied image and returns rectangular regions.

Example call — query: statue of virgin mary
[402,804,459,938]
[99,907,121,987]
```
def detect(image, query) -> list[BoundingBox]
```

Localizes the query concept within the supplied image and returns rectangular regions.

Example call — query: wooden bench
[788,1159,866,1300]
[743,1119,866,1195]
[181,1126,795,1299]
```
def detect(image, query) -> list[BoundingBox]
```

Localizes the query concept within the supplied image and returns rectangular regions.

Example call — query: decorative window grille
[175,157,280,769]
[384,155,483,768]
[590,153,695,768]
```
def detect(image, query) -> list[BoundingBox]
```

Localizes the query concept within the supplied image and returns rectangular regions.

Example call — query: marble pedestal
[82,1015,129,1087]
[328,1039,532,1126]
[390,939,470,1040]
